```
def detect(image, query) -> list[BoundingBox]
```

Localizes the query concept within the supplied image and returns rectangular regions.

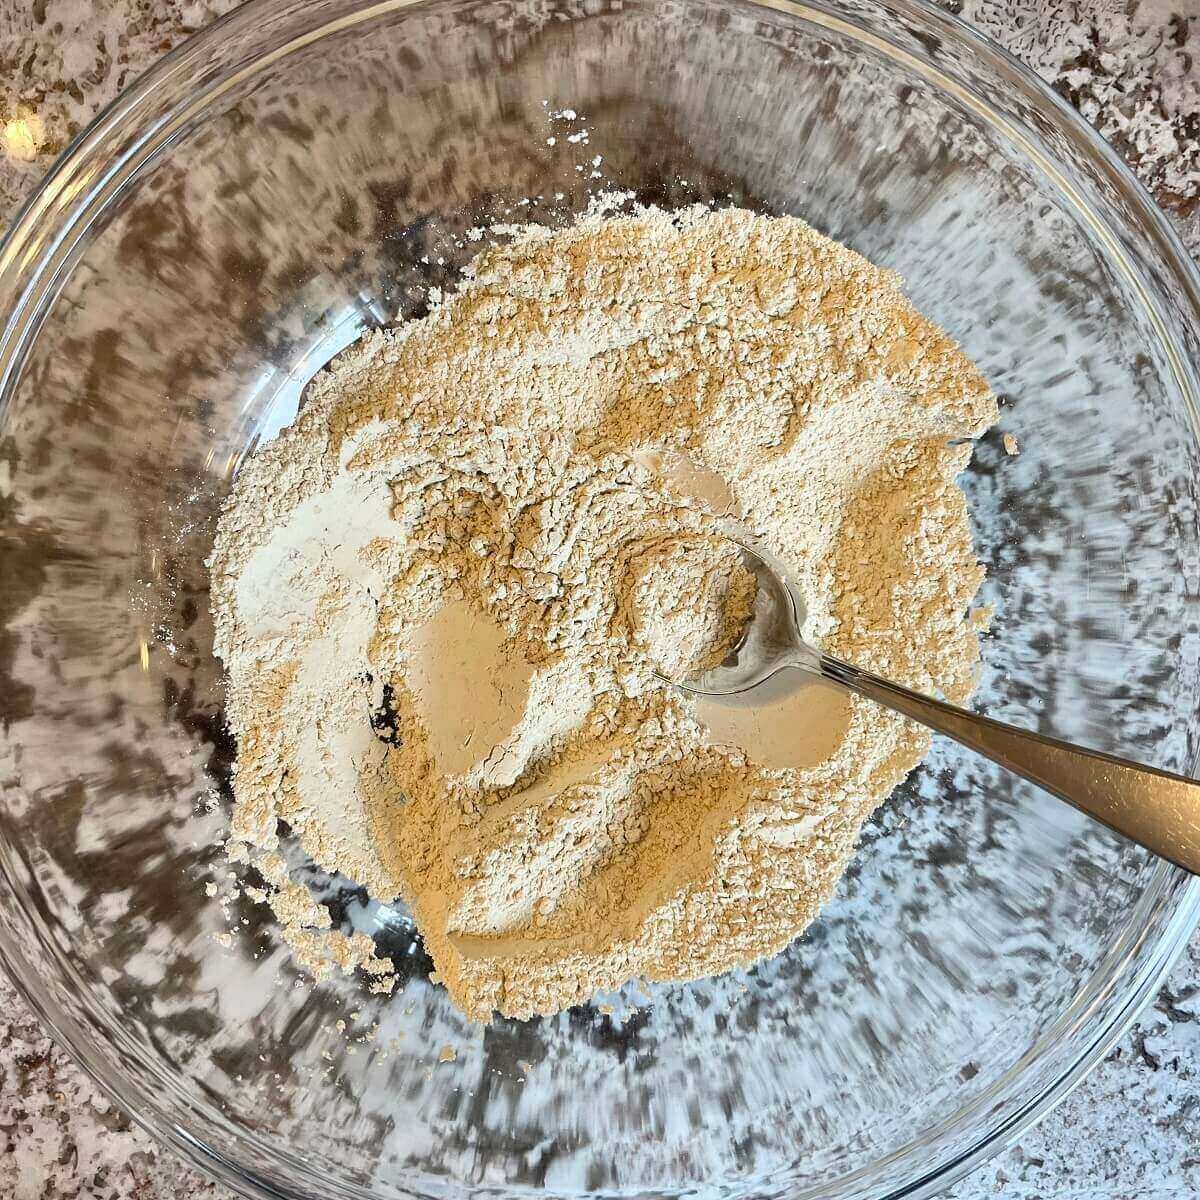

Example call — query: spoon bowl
[675,543,818,696]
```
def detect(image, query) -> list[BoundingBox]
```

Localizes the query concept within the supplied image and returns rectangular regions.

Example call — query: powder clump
[209,204,996,1020]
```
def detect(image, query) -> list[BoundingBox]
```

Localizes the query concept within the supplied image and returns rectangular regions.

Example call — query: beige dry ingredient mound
[209,203,997,1021]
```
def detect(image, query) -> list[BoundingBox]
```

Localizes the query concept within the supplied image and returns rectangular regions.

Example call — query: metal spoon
[677,543,1200,875]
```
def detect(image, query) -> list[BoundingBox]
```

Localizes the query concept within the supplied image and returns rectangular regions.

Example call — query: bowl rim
[0,1,1198,1198]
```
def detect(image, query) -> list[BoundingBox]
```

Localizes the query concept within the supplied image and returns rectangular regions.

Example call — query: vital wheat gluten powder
[208,204,997,1020]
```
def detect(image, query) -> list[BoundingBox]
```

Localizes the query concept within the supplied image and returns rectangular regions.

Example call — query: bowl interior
[1,1,1199,1198]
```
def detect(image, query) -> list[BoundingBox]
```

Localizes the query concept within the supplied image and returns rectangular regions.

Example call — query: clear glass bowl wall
[0,1,1198,1199]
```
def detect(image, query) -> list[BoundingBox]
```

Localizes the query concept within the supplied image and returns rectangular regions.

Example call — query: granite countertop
[0,1,1198,1197]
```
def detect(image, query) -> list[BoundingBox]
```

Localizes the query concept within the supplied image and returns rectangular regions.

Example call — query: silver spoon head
[671,542,813,697]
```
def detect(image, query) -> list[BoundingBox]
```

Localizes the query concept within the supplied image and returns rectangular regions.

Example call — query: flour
[208,203,997,1020]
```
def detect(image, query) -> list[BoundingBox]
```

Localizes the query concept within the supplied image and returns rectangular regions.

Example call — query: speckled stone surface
[0,1,1198,1198]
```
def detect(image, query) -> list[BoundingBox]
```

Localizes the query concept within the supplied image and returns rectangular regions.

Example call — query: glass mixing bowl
[1,1,1198,1197]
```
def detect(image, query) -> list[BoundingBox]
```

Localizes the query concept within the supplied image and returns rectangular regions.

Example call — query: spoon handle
[816,653,1200,875]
